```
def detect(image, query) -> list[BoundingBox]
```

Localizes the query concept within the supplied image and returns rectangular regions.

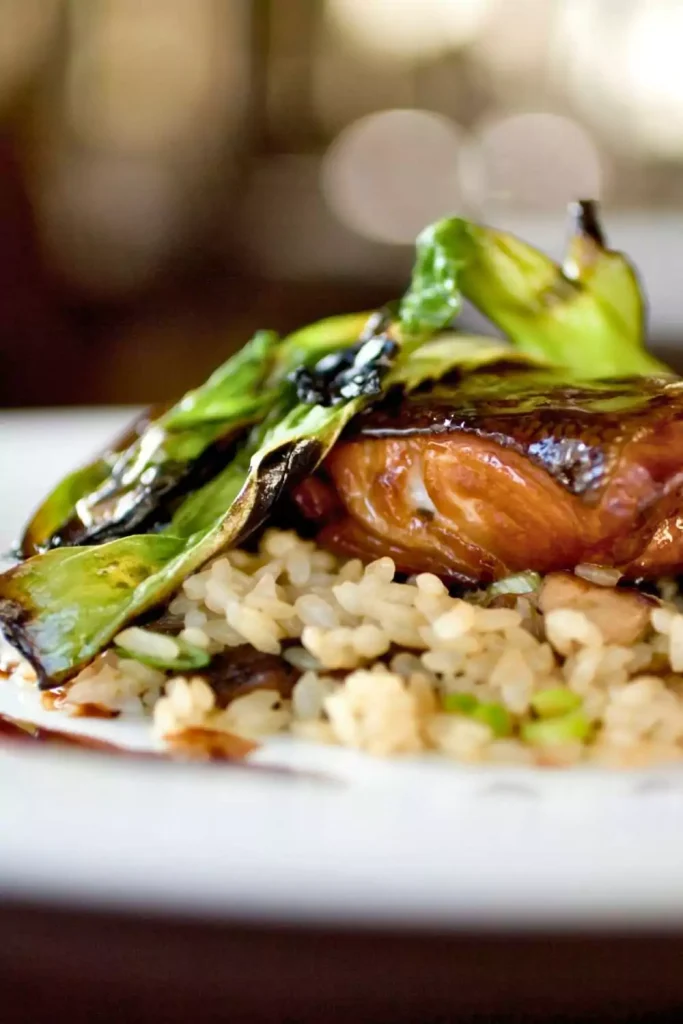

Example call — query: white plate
[3,409,683,931]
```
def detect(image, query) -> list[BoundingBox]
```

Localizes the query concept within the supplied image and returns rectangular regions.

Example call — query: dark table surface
[3,898,683,1024]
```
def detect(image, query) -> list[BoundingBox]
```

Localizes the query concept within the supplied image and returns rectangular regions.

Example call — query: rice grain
[13,527,683,769]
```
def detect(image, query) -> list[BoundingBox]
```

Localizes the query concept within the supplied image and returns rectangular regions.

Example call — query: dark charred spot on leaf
[120,561,155,586]
[0,596,29,633]
[0,597,52,689]
[103,402,173,457]
[237,439,324,546]
[569,199,606,249]
[45,429,245,551]
[290,335,398,407]
[562,200,608,286]
[139,607,185,635]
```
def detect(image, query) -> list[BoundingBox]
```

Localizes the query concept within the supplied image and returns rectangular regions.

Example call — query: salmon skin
[292,368,683,583]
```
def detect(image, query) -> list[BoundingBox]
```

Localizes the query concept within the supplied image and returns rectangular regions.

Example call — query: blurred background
[2,0,683,407]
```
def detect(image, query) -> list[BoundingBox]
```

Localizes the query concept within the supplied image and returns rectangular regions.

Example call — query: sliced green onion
[443,692,478,714]
[488,572,541,598]
[530,687,582,719]
[443,693,512,737]
[115,629,211,672]
[471,702,512,738]
[521,709,591,746]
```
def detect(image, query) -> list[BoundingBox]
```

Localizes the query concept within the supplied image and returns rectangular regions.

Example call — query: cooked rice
[9,527,683,768]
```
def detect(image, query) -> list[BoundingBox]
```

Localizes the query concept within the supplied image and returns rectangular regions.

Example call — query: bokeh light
[551,1,627,143]
[313,34,415,135]
[65,0,229,154]
[0,0,59,107]
[471,0,554,79]
[39,155,181,295]
[322,109,466,244]
[326,0,491,62]
[624,3,683,158]
[460,112,604,212]
[552,0,683,159]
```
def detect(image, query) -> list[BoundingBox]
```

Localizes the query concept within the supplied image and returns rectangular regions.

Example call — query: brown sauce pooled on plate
[0,712,332,780]
[0,713,127,753]
[0,712,245,760]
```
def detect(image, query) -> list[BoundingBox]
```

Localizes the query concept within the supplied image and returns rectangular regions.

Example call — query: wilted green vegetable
[19,331,281,555]
[19,314,375,559]
[115,629,211,672]
[19,460,114,558]
[18,405,170,557]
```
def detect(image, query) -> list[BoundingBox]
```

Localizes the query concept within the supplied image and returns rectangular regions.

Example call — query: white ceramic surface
[3,409,683,931]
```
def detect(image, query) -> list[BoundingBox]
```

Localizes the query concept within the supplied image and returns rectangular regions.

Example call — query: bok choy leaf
[17,314,373,558]
[400,200,667,378]
[18,331,280,555]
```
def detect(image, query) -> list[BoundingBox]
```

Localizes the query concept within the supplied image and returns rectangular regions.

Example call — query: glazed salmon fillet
[293,370,683,583]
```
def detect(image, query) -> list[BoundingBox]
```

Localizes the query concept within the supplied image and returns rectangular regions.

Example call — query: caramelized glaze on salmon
[293,370,683,582]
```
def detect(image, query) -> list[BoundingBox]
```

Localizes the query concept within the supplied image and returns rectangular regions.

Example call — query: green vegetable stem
[521,710,591,746]
[443,693,512,738]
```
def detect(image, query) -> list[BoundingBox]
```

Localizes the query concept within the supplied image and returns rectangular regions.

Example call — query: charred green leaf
[17,405,169,558]
[400,200,667,379]
[290,335,398,406]
[19,314,378,559]
[52,331,281,548]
